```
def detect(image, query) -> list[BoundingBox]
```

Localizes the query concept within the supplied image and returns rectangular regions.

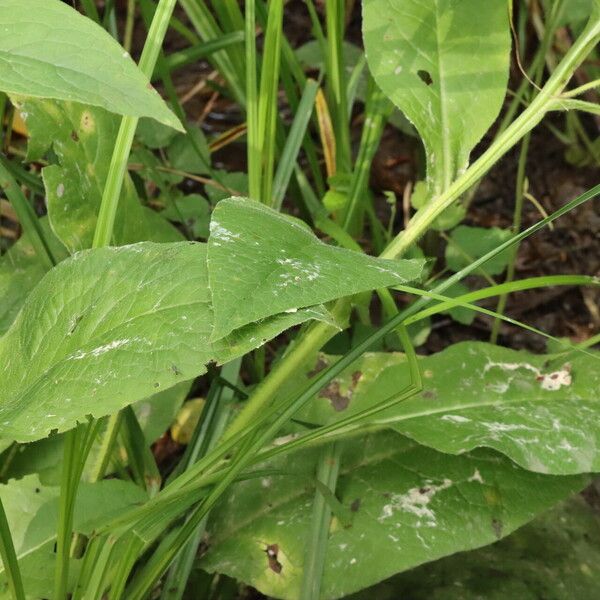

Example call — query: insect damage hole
[265,544,283,574]
[417,69,433,86]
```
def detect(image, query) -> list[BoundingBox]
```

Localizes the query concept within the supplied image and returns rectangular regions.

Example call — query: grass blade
[0,497,25,600]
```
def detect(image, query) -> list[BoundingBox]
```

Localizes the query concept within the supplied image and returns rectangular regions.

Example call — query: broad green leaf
[205,170,249,204]
[290,342,600,475]
[354,495,600,600]
[161,193,211,239]
[0,217,67,335]
[14,98,183,251]
[363,0,510,193]
[200,432,585,599]
[445,225,512,276]
[207,198,425,339]
[0,242,338,442]
[0,474,147,598]
[0,0,181,129]
[0,243,212,442]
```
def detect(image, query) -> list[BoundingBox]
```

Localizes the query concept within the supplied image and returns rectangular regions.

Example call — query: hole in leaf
[417,69,433,86]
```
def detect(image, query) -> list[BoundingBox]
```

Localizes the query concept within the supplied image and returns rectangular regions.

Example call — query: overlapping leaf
[287,342,600,475]
[0,0,181,129]
[14,98,183,251]
[200,432,585,599]
[356,496,600,600]
[208,198,425,339]
[0,200,424,442]
[0,475,148,598]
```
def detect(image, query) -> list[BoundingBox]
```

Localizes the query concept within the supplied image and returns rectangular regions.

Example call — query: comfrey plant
[0,0,599,599]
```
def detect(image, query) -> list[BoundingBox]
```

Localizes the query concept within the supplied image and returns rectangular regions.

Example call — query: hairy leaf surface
[0,0,181,129]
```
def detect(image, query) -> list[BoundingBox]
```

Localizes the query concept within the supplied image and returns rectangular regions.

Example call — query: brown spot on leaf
[417,69,433,85]
[351,371,362,386]
[308,356,329,377]
[71,130,79,142]
[350,498,361,512]
[319,381,350,411]
[491,518,503,539]
[265,544,283,574]
[422,390,436,400]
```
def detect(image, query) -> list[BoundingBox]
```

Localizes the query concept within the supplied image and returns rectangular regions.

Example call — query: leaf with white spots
[200,432,585,599]
[207,198,425,340]
[289,342,600,475]
[363,0,510,194]
[0,0,182,129]
[0,242,340,443]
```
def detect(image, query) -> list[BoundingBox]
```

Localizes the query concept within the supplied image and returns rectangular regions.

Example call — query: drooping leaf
[200,432,585,600]
[0,0,181,129]
[363,0,510,193]
[0,475,148,598]
[445,225,512,276]
[351,495,600,600]
[289,342,600,475]
[207,197,425,339]
[14,98,183,251]
[0,217,67,335]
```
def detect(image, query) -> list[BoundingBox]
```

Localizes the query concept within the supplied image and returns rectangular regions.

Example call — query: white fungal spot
[441,414,471,423]
[379,479,452,523]
[468,469,484,484]
[56,183,65,198]
[394,65,403,74]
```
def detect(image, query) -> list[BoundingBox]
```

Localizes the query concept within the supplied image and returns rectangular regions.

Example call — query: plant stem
[0,157,55,269]
[300,442,341,600]
[93,0,179,248]
[0,497,25,600]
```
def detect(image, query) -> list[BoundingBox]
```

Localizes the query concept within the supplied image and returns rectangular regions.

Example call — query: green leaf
[363,0,510,192]
[355,495,600,600]
[446,225,512,276]
[0,243,213,442]
[435,280,474,325]
[161,194,211,239]
[0,475,148,598]
[0,218,67,336]
[0,242,338,443]
[291,342,600,475]
[15,98,183,252]
[0,0,181,129]
[207,197,425,339]
[200,432,585,599]
[167,125,211,175]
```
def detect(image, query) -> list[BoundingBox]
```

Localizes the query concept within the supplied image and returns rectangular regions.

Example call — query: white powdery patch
[379,479,453,523]
[276,257,321,287]
[483,360,572,391]
[68,338,131,360]
[210,221,240,243]
[441,414,471,424]
[468,469,484,484]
